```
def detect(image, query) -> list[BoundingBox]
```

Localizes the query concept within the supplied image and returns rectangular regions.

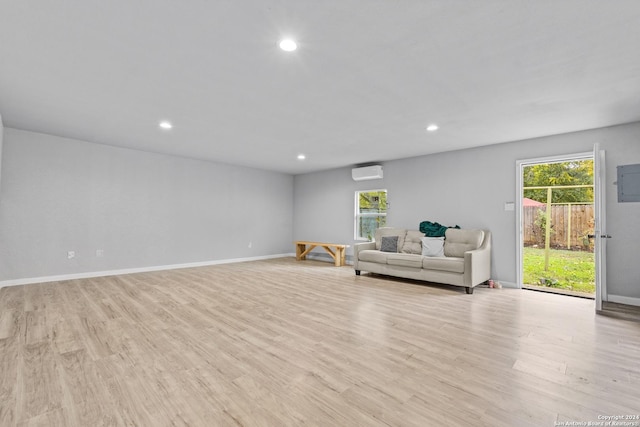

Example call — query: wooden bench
[295,241,349,267]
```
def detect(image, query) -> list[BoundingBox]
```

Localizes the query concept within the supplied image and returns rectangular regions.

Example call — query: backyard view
[523,159,595,296]
[523,247,594,294]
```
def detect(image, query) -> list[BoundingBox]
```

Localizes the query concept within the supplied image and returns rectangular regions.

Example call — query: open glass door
[593,144,607,312]
[517,153,595,297]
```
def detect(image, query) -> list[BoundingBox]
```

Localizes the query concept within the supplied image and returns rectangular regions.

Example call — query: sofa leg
[355,270,361,276]
[465,287,473,294]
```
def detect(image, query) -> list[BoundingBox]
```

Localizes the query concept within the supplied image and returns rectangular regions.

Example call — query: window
[355,189,387,240]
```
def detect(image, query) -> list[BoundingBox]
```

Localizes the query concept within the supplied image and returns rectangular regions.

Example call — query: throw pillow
[375,228,406,251]
[421,236,445,257]
[380,235,399,253]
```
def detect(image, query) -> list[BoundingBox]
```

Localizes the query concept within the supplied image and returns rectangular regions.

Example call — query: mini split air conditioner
[352,165,383,181]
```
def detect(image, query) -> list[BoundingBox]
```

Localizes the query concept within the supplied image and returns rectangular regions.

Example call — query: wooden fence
[523,204,594,250]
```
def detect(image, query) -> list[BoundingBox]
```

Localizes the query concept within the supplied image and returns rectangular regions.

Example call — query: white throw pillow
[421,236,445,257]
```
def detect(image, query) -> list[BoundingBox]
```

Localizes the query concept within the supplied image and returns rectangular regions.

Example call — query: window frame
[354,189,388,241]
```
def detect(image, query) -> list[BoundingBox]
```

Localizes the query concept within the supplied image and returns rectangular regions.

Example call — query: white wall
[3,122,639,300]
[0,128,294,283]
[293,122,640,300]
[0,114,4,193]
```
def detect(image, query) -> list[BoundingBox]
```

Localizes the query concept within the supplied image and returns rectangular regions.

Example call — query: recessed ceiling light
[297,154,306,160]
[426,124,439,132]
[159,121,173,130]
[279,39,297,52]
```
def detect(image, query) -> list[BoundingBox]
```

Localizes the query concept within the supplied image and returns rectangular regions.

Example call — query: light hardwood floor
[1,257,639,426]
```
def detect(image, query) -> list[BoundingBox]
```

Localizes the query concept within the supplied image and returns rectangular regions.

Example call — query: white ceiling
[1,1,640,175]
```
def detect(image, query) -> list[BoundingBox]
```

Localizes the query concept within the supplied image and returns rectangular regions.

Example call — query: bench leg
[355,270,361,276]
[465,287,473,294]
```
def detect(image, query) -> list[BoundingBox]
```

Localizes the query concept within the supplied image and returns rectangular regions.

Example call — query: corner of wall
[0,113,4,192]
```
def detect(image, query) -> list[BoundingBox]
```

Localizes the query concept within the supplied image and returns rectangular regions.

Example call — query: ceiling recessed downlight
[297,154,306,160]
[279,39,297,52]
[159,121,173,130]
[426,124,439,132]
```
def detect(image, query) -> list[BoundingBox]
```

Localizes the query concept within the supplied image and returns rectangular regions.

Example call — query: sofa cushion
[444,229,484,258]
[422,256,465,273]
[374,227,406,251]
[387,253,423,268]
[401,230,425,254]
[421,236,445,257]
[358,250,389,264]
[380,235,399,252]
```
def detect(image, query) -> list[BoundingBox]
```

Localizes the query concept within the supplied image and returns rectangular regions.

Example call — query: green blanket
[419,221,460,237]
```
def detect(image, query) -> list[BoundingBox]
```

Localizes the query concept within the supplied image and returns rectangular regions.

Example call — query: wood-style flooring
[1,257,639,426]
[601,301,640,323]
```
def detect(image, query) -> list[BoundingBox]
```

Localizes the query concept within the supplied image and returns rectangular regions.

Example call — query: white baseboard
[496,281,518,289]
[607,294,640,307]
[0,253,295,288]
[304,253,354,266]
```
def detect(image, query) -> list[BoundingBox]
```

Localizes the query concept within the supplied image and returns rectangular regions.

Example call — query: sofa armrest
[353,241,376,270]
[463,230,492,287]
[354,241,376,256]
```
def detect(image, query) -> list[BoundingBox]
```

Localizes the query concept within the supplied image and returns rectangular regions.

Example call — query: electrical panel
[617,164,640,202]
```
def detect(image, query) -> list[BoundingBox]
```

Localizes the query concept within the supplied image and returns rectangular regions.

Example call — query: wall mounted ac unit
[352,165,383,181]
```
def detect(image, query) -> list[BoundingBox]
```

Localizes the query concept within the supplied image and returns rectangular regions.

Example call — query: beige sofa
[354,227,491,294]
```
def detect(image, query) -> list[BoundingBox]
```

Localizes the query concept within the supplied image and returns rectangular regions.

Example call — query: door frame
[515,151,594,290]
[593,144,607,311]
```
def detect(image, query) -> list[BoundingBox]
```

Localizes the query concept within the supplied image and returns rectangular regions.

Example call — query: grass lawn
[523,247,595,294]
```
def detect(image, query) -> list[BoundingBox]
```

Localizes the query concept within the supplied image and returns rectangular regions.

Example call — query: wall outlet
[248,241,252,248]
[96,249,104,257]
[67,251,75,259]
